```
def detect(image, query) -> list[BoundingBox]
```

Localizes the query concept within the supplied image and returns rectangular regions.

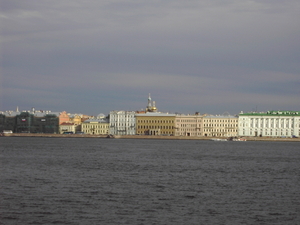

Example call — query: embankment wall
[2,133,300,142]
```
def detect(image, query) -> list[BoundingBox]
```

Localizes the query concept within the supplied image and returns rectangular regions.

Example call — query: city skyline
[2,104,300,118]
[1,1,300,116]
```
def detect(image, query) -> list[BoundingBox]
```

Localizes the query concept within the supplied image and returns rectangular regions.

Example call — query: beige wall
[175,115,203,136]
[203,116,238,137]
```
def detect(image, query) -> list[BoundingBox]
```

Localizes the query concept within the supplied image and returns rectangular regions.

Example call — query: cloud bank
[1,0,299,115]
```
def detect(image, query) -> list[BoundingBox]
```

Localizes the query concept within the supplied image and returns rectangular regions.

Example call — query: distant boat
[106,134,115,138]
[211,137,247,142]
[211,138,227,141]
[228,137,247,141]
[232,138,246,141]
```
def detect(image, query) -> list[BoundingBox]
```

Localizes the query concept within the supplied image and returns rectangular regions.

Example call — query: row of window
[82,130,108,134]
[179,124,199,127]
[204,129,238,132]
[241,131,294,136]
[241,123,298,128]
[251,124,295,128]
[136,131,174,135]
[137,120,174,123]
[82,125,108,129]
[204,119,237,123]
[204,124,237,127]
[250,118,296,121]
[178,128,198,131]
[240,128,299,136]
[112,123,135,126]
[137,125,174,129]
[110,118,135,121]
[176,120,201,123]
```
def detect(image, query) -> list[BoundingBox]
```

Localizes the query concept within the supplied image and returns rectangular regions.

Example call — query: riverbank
[1,133,299,142]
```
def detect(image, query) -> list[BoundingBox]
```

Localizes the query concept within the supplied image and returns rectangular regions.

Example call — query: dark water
[0,137,299,225]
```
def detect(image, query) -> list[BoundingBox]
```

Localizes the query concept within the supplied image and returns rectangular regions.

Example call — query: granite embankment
[2,133,300,142]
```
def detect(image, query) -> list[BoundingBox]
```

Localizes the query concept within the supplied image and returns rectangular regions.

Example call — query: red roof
[60,122,75,125]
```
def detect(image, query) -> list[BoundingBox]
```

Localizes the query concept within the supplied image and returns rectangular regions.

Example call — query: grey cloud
[1,0,299,115]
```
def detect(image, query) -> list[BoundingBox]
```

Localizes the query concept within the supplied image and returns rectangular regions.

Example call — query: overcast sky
[1,0,299,116]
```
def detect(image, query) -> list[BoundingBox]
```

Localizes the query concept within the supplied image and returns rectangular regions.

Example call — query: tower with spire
[146,93,157,112]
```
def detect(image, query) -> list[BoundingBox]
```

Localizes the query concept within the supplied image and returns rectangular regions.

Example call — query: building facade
[0,110,59,133]
[136,112,176,135]
[174,113,203,136]
[81,118,109,135]
[109,111,136,135]
[238,111,300,137]
[69,114,83,125]
[203,115,238,137]
[0,112,18,132]
[59,122,80,134]
[58,111,70,124]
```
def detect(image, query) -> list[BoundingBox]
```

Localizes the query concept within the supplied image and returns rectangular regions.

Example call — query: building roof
[97,113,106,118]
[175,113,203,117]
[239,111,300,116]
[33,112,60,117]
[0,110,59,117]
[136,112,176,117]
[83,118,109,123]
[110,110,136,114]
[204,114,237,119]
[60,122,75,126]
[0,111,21,117]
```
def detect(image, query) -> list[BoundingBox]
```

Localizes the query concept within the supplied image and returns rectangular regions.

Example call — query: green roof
[239,111,300,116]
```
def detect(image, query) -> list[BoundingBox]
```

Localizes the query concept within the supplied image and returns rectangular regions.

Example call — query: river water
[0,137,299,225]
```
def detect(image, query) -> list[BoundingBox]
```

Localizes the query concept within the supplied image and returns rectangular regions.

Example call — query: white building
[109,111,136,135]
[238,111,300,137]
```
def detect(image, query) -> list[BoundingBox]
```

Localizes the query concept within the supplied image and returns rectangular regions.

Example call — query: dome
[97,113,105,119]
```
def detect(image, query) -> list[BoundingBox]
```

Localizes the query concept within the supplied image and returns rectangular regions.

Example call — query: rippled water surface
[1,137,299,224]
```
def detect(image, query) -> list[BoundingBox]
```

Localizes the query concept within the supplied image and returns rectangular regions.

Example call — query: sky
[1,0,299,116]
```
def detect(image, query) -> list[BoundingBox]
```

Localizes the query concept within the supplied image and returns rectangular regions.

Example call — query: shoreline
[1,133,300,142]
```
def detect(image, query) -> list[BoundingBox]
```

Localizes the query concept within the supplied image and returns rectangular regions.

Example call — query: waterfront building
[135,93,176,136]
[16,112,59,133]
[59,122,79,134]
[174,113,203,136]
[0,109,59,133]
[58,111,70,124]
[109,111,136,135]
[238,111,300,137]
[81,115,109,135]
[0,111,19,132]
[0,108,95,134]
[136,112,176,135]
[203,114,238,137]
[69,114,83,125]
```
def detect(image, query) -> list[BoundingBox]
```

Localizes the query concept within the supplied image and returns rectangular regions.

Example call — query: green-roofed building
[238,111,300,137]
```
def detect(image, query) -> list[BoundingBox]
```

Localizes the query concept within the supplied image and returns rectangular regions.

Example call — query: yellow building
[136,112,176,135]
[59,122,80,134]
[203,115,238,137]
[81,118,109,135]
[70,114,83,125]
